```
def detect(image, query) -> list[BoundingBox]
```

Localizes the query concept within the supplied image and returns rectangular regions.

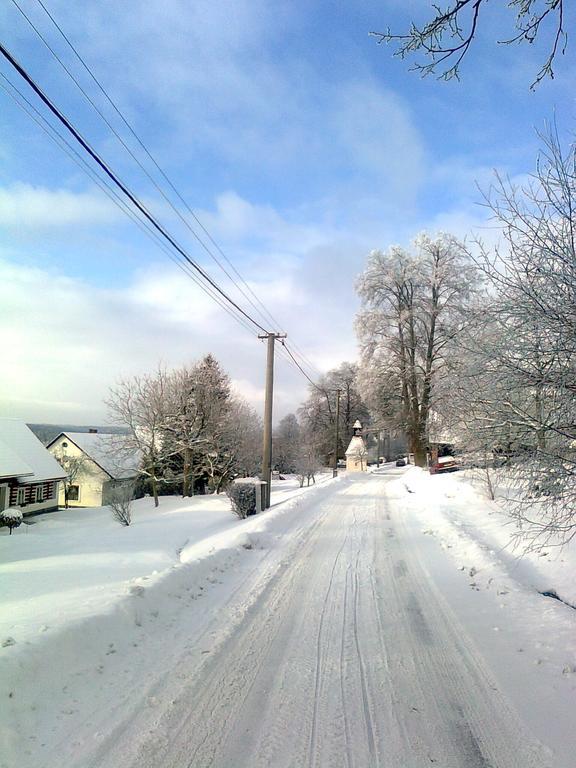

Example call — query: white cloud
[0,246,350,425]
[0,184,121,230]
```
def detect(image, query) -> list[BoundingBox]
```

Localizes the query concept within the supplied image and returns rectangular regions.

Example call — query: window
[67,485,80,501]
[16,488,26,506]
[34,486,45,503]
[62,442,68,448]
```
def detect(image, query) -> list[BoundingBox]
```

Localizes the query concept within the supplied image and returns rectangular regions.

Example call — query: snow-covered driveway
[99,472,550,768]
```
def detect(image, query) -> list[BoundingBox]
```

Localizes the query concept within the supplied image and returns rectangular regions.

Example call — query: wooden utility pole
[259,332,286,508]
[332,388,341,478]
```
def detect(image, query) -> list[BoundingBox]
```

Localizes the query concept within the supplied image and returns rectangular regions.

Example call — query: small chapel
[345,419,367,473]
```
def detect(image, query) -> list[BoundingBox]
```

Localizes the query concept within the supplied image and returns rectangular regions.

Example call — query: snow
[0,470,339,768]
[390,466,576,767]
[0,418,66,482]
[1,467,574,768]
[0,472,333,643]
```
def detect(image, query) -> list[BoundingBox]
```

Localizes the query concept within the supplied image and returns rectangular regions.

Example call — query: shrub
[108,483,134,526]
[227,482,256,519]
[0,507,23,535]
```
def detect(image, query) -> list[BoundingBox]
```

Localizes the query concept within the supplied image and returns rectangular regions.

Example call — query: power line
[3,9,331,392]
[0,40,270,335]
[0,71,259,338]
[12,0,284,333]
[279,340,327,394]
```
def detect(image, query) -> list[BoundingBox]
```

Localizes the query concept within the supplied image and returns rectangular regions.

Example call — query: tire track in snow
[339,565,353,768]
[351,550,377,764]
[308,528,350,768]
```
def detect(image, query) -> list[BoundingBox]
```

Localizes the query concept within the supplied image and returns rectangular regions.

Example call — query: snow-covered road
[95,471,550,768]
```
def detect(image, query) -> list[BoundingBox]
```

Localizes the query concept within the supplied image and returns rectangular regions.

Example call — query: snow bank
[397,466,576,606]
[387,466,576,767]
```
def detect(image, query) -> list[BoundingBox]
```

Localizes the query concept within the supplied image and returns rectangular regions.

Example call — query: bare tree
[109,482,134,526]
[298,363,368,464]
[106,368,168,507]
[274,414,301,474]
[296,441,322,487]
[373,0,568,87]
[52,450,87,508]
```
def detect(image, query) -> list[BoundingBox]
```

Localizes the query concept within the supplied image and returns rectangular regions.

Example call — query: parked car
[395,458,406,467]
[429,455,459,474]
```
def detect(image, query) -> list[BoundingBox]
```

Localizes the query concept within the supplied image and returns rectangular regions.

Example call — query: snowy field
[1,466,575,767]
[0,473,334,643]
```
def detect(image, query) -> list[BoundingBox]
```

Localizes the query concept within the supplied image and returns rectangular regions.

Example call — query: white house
[0,419,66,516]
[47,431,141,507]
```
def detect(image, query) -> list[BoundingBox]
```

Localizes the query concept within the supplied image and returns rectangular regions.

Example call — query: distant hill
[28,424,128,446]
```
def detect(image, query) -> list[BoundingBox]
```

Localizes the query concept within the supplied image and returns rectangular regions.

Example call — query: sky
[0,0,574,425]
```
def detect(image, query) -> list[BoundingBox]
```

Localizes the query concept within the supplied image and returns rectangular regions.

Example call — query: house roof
[345,435,367,456]
[50,432,141,480]
[0,419,67,483]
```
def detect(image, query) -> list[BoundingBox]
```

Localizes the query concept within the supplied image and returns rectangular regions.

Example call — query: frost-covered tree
[356,233,478,466]
[274,413,301,473]
[373,0,568,87]
[453,129,576,545]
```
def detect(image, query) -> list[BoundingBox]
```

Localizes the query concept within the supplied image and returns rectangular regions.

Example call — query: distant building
[47,431,141,508]
[0,418,66,516]
[345,420,368,473]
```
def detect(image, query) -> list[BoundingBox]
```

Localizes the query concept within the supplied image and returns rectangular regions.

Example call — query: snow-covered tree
[356,233,478,466]
[164,355,232,496]
[0,507,23,535]
[203,399,262,492]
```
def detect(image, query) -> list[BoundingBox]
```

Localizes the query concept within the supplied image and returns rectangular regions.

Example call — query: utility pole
[332,388,341,478]
[259,332,286,509]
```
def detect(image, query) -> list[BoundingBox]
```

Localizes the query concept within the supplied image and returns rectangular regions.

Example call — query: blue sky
[0,0,574,423]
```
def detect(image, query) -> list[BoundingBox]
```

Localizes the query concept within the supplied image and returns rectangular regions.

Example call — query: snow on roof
[0,438,34,480]
[57,432,141,480]
[345,435,367,456]
[0,419,67,483]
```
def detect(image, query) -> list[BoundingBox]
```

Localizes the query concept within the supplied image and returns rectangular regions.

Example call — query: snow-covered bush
[227,482,256,519]
[0,507,23,535]
[108,484,134,526]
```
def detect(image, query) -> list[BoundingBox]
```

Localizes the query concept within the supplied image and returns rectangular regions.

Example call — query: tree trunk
[151,474,159,507]
[183,447,192,497]
[413,441,427,468]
